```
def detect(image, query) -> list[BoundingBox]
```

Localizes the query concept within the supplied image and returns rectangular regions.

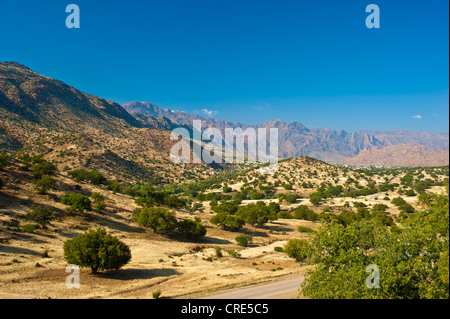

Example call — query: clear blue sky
[0,0,448,133]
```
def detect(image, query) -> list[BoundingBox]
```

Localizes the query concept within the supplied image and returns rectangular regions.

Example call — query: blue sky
[0,0,448,133]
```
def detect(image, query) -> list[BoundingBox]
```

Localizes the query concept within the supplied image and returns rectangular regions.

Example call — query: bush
[298,226,316,234]
[22,223,37,233]
[210,212,245,231]
[215,246,223,258]
[225,249,241,258]
[274,246,283,253]
[63,228,131,274]
[284,239,309,262]
[26,205,54,228]
[61,192,92,213]
[309,192,322,205]
[392,197,407,206]
[285,193,299,203]
[34,175,56,194]
[236,202,271,226]
[68,169,107,185]
[405,189,416,197]
[32,162,57,178]
[293,206,318,222]
[0,151,10,169]
[235,234,252,247]
[132,207,177,235]
[177,217,207,239]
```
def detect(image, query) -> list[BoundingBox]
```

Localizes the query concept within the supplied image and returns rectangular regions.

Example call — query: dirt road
[199,275,304,299]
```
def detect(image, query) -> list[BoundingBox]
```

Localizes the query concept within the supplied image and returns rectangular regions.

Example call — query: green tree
[34,175,56,194]
[235,234,253,247]
[300,184,449,299]
[61,192,92,213]
[26,205,54,228]
[63,228,131,274]
[177,217,207,239]
[210,212,244,231]
[132,207,177,235]
[284,239,309,262]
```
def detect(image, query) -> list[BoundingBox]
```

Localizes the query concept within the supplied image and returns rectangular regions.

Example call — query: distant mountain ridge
[341,144,449,167]
[122,101,449,163]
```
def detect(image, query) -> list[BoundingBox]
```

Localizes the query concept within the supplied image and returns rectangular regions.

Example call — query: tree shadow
[90,214,145,234]
[98,268,179,281]
[0,245,41,256]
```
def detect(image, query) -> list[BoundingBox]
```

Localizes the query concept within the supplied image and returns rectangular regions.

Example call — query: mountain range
[123,101,449,165]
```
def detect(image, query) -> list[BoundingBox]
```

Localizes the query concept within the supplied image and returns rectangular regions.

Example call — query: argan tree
[63,228,131,274]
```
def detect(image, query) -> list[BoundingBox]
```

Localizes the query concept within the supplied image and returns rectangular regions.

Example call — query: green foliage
[236,201,273,226]
[26,205,54,227]
[297,226,316,234]
[235,234,252,247]
[0,151,10,169]
[177,217,207,239]
[132,207,177,235]
[215,246,223,258]
[22,223,37,233]
[309,192,322,205]
[32,161,57,179]
[61,192,92,213]
[300,184,449,299]
[282,183,293,190]
[210,212,245,231]
[68,169,107,185]
[293,206,318,222]
[63,228,131,274]
[225,249,241,258]
[284,239,309,262]
[34,175,56,194]
[285,193,299,203]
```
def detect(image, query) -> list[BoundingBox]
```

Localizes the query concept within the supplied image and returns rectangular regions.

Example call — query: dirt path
[197,274,304,299]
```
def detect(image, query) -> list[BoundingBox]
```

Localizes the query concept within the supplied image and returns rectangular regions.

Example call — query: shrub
[226,249,241,258]
[210,212,245,231]
[32,162,57,178]
[0,151,10,169]
[215,246,223,258]
[34,175,56,194]
[235,234,253,247]
[274,246,283,253]
[132,207,177,235]
[284,239,309,262]
[61,192,92,213]
[22,223,37,233]
[63,228,131,274]
[285,193,299,203]
[392,197,407,206]
[297,226,316,234]
[309,192,322,205]
[152,291,162,299]
[68,169,107,185]
[293,206,318,221]
[26,205,54,228]
[405,189,416,197]
[177,218,207,239]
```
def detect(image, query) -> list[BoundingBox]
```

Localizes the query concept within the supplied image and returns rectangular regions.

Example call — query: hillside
[0,62,222,184]
[341,144,450,167]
